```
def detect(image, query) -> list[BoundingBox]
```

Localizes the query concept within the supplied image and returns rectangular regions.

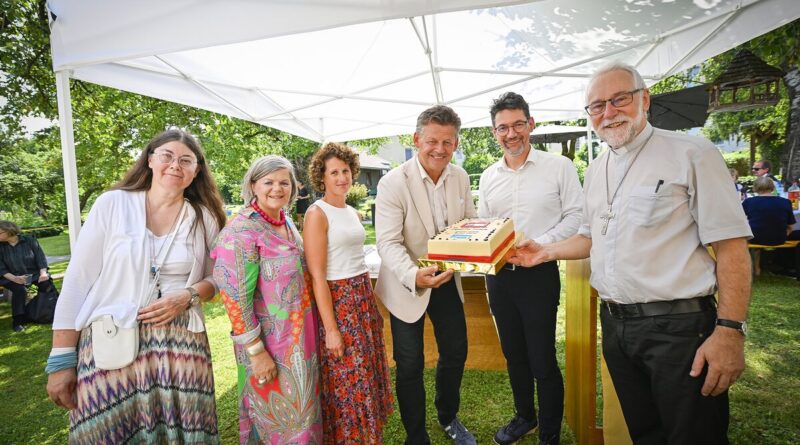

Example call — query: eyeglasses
[584,88,643,116]
[151,151,198,169]
[751,167,765,171]
[494,121,529,136]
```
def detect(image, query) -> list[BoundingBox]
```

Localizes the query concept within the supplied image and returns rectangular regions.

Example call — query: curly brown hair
[307,142,361,193]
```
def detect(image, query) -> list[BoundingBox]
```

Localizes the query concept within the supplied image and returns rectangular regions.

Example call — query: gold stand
[564,259,631,445]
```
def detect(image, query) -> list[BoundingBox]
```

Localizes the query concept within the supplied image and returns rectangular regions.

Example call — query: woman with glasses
[212,155,322,444]
[46,129,226,444]
[304,143,393,444]
[0,220,57,332]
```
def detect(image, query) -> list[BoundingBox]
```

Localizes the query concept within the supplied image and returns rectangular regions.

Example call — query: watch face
[740,321,748,335]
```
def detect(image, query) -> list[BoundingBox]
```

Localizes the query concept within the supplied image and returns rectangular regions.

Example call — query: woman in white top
[304,142,393,444]
[45,129,227,444]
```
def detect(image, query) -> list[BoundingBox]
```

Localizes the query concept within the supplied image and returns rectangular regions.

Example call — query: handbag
[24,282,59,323]
[91,201,187,370]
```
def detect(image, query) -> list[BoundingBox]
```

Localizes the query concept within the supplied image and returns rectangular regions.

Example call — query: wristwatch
[716,319,747,336]
[186,286,201,309]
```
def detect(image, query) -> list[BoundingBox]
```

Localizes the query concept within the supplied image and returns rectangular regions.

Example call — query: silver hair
[586,61,647,101]
[752,176,775,194]
[241,155,298,206]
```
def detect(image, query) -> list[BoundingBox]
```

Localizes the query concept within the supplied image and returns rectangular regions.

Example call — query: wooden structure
[708,49,783,113]
[376,275,506,370]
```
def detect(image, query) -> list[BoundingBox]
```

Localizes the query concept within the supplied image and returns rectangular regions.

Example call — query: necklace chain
[146,194,183,298]
[600,131,654,236]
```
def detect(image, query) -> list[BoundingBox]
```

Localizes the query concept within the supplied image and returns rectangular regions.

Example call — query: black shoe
[13,324,25,332]
[493,415,538,445]
[538,433,560,445]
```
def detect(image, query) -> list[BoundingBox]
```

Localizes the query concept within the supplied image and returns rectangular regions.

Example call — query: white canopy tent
[48,0,800,244]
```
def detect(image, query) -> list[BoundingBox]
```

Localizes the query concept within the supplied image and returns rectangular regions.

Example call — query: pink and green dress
[212,208,321,444]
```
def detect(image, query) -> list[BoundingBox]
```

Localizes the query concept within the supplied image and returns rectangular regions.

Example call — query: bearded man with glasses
[508,62,753,445]
[478,92,583,445]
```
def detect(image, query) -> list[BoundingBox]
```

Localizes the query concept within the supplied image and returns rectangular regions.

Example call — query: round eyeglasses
[151,151,198,169]
[494,121,529,136]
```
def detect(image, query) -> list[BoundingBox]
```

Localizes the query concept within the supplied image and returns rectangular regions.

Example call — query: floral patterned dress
[212,208,321,444]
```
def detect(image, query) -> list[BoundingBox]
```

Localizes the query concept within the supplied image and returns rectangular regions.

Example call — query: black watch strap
[716,318,747,336]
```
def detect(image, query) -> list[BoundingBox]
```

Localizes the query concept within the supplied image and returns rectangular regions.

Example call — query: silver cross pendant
[600,206,614,235]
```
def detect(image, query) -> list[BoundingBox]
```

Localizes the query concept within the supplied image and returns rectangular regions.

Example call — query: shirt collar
[611,123,654,156]
[498,146,536,171]
[416,156,451,184]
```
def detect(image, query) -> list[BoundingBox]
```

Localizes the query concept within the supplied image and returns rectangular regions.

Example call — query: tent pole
[55,70,82,248]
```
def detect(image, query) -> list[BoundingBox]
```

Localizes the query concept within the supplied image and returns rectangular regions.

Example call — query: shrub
[346,183,369,208]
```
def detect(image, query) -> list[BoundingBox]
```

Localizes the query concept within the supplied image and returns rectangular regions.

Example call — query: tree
[0,0,323,224]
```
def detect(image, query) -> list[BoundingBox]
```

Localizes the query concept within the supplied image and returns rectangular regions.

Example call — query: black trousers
[601,305,730,445]
[390,279,468,445]
[486,261,563,438]
[3,278,56,327]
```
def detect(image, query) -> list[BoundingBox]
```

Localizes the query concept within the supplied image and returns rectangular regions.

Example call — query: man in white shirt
[509,62,752,444]
[375,105,477,445]
[478,92,582,445]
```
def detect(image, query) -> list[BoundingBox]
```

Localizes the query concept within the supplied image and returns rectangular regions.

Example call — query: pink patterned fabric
[212,208,322,444]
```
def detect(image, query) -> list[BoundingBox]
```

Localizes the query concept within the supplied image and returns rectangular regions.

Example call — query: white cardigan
[53,190,219,332]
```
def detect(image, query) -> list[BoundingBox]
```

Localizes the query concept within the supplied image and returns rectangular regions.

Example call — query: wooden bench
[748,240,799,278]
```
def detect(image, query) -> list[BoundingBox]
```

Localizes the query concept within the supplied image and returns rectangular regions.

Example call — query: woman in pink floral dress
[212,155,321,444]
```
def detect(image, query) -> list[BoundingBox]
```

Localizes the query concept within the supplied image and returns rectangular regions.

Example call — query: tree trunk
[781,67,800,183]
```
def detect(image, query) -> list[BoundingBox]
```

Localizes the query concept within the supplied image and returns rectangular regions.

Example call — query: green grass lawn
[37,234,71,257]
[1,272,797,444]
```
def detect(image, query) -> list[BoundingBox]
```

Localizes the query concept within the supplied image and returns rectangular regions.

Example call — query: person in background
[304,142,393,444]
[46,129,226,443]
[0,220,57,332]
[295,181,311,231]
[751,159,781,192]
[478,92,583,445]
[729,168,745,201]
[212,155,322,444]
[509,61,752,444]
[742,176,795,246]
[375,105,477,445]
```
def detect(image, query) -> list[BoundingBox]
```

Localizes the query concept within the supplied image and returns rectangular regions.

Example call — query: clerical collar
[610,123,654,156]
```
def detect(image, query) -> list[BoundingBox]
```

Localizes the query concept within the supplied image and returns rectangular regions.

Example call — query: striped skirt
[69,312,219,445]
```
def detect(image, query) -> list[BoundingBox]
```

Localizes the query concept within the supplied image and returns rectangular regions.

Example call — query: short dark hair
[416,105,461,135]
[757,160,772,171]
[490,92,530,126]
[307,142,361,193]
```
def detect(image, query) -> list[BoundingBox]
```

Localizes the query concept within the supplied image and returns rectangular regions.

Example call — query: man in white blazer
[375,105,477,445]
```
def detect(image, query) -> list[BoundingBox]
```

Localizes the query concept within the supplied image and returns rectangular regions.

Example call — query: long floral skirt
[319,272,393,445]
[69,312,219,444]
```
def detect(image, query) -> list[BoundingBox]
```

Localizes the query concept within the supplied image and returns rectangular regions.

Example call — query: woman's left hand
[38,273,49,283]
[137,289,191,326]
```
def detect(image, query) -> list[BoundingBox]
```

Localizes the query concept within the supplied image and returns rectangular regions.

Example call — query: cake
[427,218,515,262]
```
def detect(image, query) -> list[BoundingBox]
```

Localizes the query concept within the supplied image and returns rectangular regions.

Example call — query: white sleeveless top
[312,200,369,280]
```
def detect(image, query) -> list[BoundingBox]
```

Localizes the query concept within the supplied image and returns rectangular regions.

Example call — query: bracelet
[45,351,78,374]
[50,347,77,356]
[245,341,266,357]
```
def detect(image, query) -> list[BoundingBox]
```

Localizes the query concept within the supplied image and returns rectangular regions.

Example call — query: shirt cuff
[231,325,261,345]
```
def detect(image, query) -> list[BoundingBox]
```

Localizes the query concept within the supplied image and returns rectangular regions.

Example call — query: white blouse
[53,190,219,332]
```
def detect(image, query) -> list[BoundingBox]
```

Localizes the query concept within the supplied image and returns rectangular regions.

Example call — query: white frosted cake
[427,218,515,262]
